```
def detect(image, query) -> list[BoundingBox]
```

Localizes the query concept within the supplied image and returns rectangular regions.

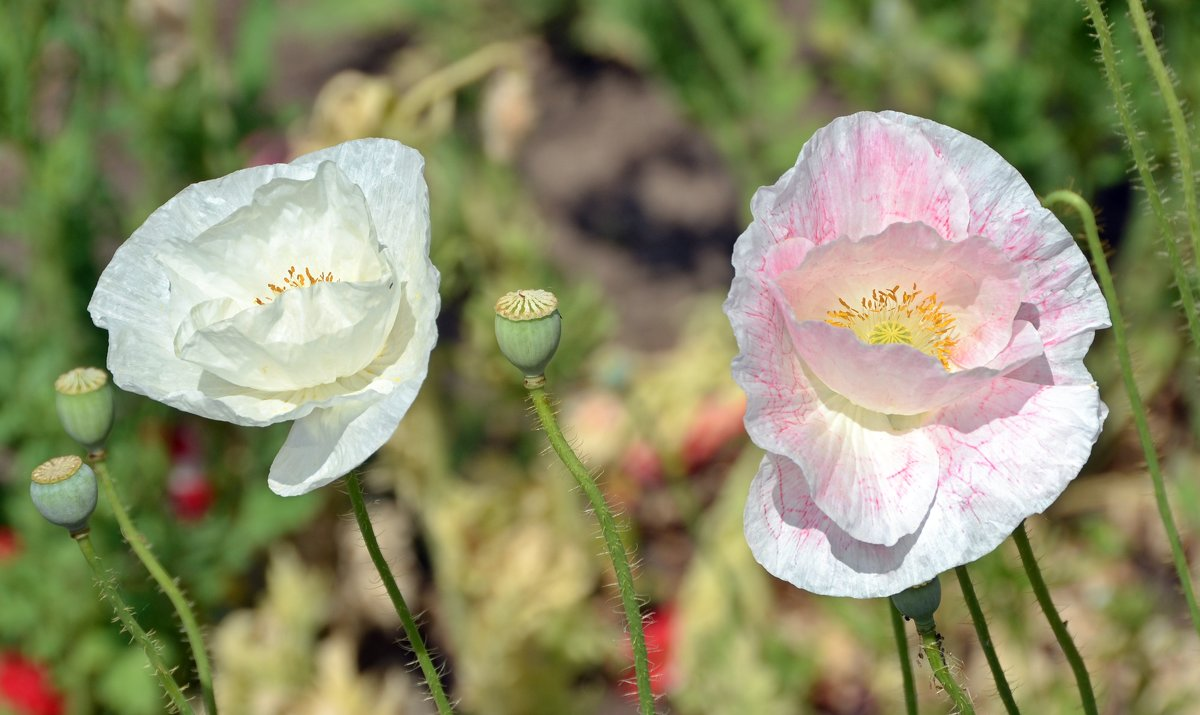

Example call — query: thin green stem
[90,456,217,715]
[917,628,975,715]
[954,566,1020,715]
[346,472,454,715]
[1042,190,1200,636]
[889,602,918,715]
[1126,0,1200,275]
[528,385,656,715]
[75,532,195,714]
[1081,0,1200,347]
[1011,523,1098,715]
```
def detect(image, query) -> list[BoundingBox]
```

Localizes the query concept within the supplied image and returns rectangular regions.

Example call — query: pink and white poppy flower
[726,111,1108,598]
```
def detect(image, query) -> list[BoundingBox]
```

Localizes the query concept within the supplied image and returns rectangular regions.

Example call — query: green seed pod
[495,289,562,381]
[55,367,115,450]
[890,576,942,634]
[30,455,98,533]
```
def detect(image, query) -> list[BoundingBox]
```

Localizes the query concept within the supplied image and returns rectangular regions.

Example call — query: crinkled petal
[743,378,1104,597]
[267,375,425,496]
[89,139,437,427]
[881,111,1109,369]
[785,319,1043,415]
[745,112,970,257]
[768,223,1025,369]
[727,270,939,544]
[786,384,939,546]
[174,279,399,392]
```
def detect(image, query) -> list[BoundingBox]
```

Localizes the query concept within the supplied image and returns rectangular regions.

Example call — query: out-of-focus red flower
[240,130,290,168]
[0,653,64,715]
[167,424,214,522]
[168,467,215,522]
[0,527,20,562]
[680,394,746,472]
[621,604,678,699]
[620,440,663,486]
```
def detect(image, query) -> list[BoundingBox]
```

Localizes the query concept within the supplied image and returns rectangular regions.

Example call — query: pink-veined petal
[747,112,970,254]
[743,377,1104,597]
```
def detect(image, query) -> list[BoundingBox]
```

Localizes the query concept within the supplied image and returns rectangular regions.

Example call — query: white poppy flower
[90,140,439,496]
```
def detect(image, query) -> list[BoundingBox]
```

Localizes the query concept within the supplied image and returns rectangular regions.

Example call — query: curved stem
[1126,0,1200,275]
[346,472,454,715]
[1042,190,1200,636]
[917,627,975,715]
[75,532,195,714]
[90,455,217,715]
[954,566,1019,715]
[528,385,656,715]
[1011,523,1098,715]
[1081,0,1200,347]
[889,602,918,715]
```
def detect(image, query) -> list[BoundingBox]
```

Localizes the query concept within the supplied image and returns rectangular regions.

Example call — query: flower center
[826,283,958,370]
[254,265,335,305]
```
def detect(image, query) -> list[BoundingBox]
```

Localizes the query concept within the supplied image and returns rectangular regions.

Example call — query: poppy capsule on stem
[30,456,98,535]
[54,368,114,452]
[494,289,561,387]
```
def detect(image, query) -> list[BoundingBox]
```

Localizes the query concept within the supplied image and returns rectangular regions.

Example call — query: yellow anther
[255,265,336,305]
[826,283,958,370]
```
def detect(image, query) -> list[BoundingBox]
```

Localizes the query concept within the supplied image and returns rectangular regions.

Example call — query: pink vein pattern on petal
[749,113,971,252]
[881,111,1109,375]
[743,379,1104,597]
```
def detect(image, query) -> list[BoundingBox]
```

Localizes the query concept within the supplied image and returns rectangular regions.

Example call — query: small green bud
[30,455,98,533]
[890,576,942,634]
[495,289,562,383]
[55,367,115,450]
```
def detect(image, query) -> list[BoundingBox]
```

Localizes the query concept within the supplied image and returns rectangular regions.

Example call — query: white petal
[267,377,424,496]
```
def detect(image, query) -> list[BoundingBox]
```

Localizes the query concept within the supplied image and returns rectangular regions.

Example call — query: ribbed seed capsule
[55,367,115,450]
[30,455,98,533]
[494,289,562,381]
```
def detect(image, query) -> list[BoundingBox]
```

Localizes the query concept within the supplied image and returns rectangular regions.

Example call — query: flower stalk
[74,531,195,714]
[1042,189,1200,637]
[1125,0,1200,276]
[345,472,454,715]
[919,628,975,715]
[89,454,217,715]
[889,602,918,715]
[954,565,1019,715]
[1012,522,1098,715]
[528,386,656,715]
[1080,0,1200,347]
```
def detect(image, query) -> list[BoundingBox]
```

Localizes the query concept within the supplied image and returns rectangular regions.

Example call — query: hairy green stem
[528,385,656,715]
[889,602,918,715]
[917,627,975,715]
[1126,0,1200,275]
[1081,0,1200,346]
[954,566,1020,715]
[90,455,217,715]
[75,532,195,714]
[345,472,454,715]
[1011,523,1098,715]
[1042,190,1200,636]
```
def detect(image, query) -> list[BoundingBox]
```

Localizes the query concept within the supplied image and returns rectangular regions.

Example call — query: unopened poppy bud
[30,456,98,534]
[494,289,562,383]
[890,576,942,634]
[55,367,115,450]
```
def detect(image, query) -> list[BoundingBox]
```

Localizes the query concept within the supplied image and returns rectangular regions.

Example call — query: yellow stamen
[826,283,958,370]
[255,265,335,305]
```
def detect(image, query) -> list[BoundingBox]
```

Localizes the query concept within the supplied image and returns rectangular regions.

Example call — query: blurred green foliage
[2,0,1200,713]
